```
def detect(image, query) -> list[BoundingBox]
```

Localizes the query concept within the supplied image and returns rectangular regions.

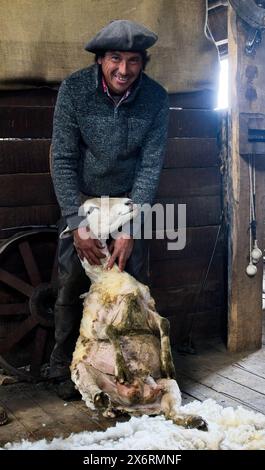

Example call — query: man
[50,20,169,398]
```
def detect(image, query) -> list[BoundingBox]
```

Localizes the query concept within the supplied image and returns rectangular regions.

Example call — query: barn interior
[0,0,265,447]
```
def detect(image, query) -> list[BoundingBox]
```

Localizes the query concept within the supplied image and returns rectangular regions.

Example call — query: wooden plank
[0,401,31,447]
[0,108,217,139]
[234,349,265,380]
[64,398,120,432]
[0,174,57,206]
[173,325,265,411]
[0,140,51,174]
[0,382,122,446]
[168,90,216,110]
[0,205,59,236]
[168,308,224,345]
[227,7,265,351]
[179,338,245,363]
[0,303,29,316]
[181,354,265,397]
[0,197,221,233]
[151,280,224,313]
[0,140,219,173]
[1,139,219,173]
[0,107,54,138]
[150,226,224,261]
[150,253,224,288]
[168,109,218,138]
[164,138,219,168]
[26,385,109,435]
[154,196,222,227]
[0,384,70,443]
[0,88,58,106]
[187,309,224,341]
[0,170,221,206]
[176,374,256,411]
[176,360,265,414]
[157,167,221,197]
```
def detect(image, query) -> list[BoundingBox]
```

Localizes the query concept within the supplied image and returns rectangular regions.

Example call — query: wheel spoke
[0,229,58,378]
[0,315,37,354]
[0,303,29,316]
[19,241,42,287]
[0,268,34,298]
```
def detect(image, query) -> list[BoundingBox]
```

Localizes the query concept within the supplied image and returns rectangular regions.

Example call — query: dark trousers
[49,218,148,379]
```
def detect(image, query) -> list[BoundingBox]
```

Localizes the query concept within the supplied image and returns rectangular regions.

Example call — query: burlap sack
[0,0,219,93]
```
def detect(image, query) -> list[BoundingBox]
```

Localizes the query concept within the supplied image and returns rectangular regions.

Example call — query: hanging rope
[246,154,262,276]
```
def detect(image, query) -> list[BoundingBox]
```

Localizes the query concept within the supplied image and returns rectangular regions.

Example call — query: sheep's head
[68,197,139,282]
[82,197,137,239]
[61,197,138,241]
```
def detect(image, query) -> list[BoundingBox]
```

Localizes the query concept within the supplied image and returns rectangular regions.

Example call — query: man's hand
[73,227,105,265]
[107,234,134,271]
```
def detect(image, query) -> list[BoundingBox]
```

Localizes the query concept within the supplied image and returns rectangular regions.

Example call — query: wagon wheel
[0,229,58,381]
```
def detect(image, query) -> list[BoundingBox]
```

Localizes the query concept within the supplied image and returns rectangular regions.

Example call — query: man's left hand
[107,234,134,271]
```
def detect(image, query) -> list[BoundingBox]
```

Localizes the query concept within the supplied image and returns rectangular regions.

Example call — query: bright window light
[216,58,228,109]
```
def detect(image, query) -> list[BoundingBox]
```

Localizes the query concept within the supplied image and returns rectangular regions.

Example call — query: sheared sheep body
[70,198,207,429]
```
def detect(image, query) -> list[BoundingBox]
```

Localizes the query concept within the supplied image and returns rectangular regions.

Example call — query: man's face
[98,51,143,95]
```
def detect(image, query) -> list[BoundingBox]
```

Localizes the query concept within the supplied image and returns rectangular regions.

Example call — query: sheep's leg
[0,406,8,426]
[71,362,110,410]
[147,312,176,379]
[106,324,133,384]
[158,379,208,431]
[159,317,176,379]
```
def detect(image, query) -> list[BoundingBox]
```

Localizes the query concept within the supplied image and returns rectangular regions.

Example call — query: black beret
[85,19,158,53]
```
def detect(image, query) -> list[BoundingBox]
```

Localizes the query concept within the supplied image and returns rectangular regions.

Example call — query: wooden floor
[175,333,265,413]
[1,317,265,447]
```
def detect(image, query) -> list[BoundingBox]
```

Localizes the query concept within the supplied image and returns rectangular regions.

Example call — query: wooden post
[227,5,265,351]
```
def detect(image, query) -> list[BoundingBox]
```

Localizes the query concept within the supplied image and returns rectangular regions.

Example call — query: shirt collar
[95,65,143,105]
[102,75,131,101]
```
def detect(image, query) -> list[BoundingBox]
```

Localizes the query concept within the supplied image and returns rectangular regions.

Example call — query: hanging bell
[251,241,262,264]
[246,262,257,277]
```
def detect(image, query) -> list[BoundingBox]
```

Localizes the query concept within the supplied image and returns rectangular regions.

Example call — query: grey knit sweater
[51,64,169,229]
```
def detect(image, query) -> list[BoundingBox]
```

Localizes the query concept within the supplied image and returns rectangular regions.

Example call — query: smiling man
[50,20,169,398]
[98,50,143,94]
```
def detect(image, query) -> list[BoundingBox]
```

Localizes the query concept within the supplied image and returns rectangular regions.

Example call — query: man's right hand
[73,227,105,265]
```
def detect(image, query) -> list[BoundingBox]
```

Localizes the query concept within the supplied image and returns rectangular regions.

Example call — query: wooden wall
[0,89,59,239]
[0,88,226,347]
[150,104,226,345]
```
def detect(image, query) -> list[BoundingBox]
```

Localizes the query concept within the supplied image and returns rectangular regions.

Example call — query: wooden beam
[227,6,265,351]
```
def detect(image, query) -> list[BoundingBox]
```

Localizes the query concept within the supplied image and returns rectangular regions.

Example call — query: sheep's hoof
[94,392,110,409]
[186,415,208,431]
[0,406,8,426]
